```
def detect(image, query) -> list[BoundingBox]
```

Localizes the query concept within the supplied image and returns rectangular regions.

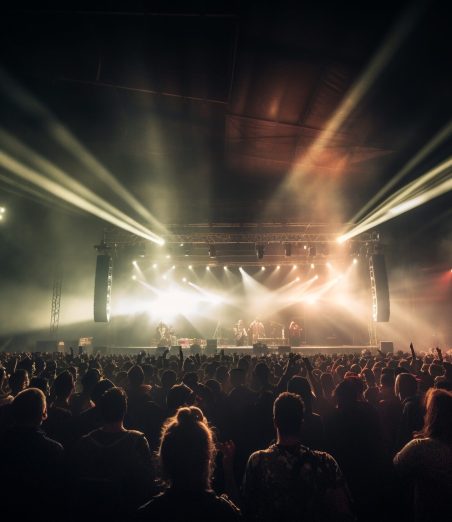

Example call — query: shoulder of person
[216,493,242,517]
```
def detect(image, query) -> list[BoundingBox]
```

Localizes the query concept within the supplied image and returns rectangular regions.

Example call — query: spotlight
[296,276,300,281]
[166,254,171,259]
[284,243,292,257]
[206,266,210,271]
[0,207,5,213]
[310,263,315,269]
[182,277,187,282]
[132,260,137,266]
[293,264,298,269]
[326,262,332,269]
[223,265,228,270]
[303,244,308,250]
[256,244,265,259]
[188,265,193,269]
[276,265,280,270]
[172,265,176,269]
[261,266,266,271]
[152,263,157,268]
[132,275,137,280]
[353,258,358,264]
[180,243,184,247]
[208,245,217,258]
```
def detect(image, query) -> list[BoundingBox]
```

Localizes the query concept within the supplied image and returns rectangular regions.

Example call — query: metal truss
[103,222,377,247]
[50,263,63,336]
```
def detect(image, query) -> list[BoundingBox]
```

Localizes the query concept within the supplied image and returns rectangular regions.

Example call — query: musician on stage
[288,320,302,346]
[249,318,265,344]
[234,319,248,346]
[156,321,171,345]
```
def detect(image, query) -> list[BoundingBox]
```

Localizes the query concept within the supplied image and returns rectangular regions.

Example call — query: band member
[249,318,265,344]
[234,320,248,346]
[288,320,302,346]
[156,321,172,345]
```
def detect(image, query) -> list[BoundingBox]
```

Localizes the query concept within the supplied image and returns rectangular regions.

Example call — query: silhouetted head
[91,379,115,406]
[54,371,74,400]
[273,392,304,438]
[9,369,29,396]
[417,388,452,443]
[159,406,215,490]
[395,373,418,401]
[99,387,126,424]
[288,376,313,412]
[167,384,195,413]
[12,388,47,427]
[127,365,145,388]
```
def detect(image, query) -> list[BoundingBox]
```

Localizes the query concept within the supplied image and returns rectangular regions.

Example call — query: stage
[99,344,381,356]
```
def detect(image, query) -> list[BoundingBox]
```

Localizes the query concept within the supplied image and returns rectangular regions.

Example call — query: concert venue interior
[1,3,452,522]
[0,2,450,353]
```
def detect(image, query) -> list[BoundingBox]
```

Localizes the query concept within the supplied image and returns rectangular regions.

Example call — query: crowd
[0,343,451,522]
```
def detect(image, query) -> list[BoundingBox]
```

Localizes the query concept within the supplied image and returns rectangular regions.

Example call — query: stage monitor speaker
[253,342,269,355]
[94,254,113,322]
[278,345,291,354]
[380,341,394,354]
[370,254,390,322]
[170,345,182,356]
[205,339,218,355]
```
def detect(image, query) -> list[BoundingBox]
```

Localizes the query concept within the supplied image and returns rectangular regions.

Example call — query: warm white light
[353,258,358,264]
[310,263,315,269]
[206,266,210,271]
[293,264,297,268]
[166,254,171,259]
[224,265,228,270]
[337,236,346,244]
[0,207,5,213]
[276,265,280,270]
[303,245,307,250]
[153,263,157,268]
[163,275,167,280]
[132,275,137,280]
[182,277,187,282]
[326,262,332,269]
[172,265,176,269]
[180,243,184,247]
[132,260,137,265]
[188,265,193,269]
[314,274,319,280]
[261,266,266,271]
[296,277,300,281]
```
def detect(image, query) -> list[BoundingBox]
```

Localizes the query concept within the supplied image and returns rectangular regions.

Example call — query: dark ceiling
[0,0,451,226]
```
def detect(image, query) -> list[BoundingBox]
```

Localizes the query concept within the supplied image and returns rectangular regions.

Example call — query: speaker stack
[94,254,113,322]
[369,254,390,322]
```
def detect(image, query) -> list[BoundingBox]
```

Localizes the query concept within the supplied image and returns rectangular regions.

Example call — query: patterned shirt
[242,443,348,522]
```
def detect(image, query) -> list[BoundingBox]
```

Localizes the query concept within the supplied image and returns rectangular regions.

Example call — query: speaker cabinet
[205,339,218,355]
[278,345,291,354]
[94,255,113,322]
[380,341,394,354]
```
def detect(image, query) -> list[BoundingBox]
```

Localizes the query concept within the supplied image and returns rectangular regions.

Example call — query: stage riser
[102,345,378,356]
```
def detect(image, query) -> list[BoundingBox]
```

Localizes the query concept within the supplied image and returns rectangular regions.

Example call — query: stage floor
[103,344,379,355]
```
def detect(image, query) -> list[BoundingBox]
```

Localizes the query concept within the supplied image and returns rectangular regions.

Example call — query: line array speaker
[94,254,113,322]
[370,254,390,322]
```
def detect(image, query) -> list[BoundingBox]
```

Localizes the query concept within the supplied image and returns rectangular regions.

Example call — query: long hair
[416,388,452,443]
[159,406,216,489]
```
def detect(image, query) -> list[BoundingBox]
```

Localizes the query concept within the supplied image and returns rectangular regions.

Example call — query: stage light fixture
[293,264,298,269]
[152,263,157,268]
[310,263,315,269]
[188,265,193,269]
[261,266,266,271]
[172,265,176,269]
[224,265,228,270]
[132,275,137,280]
[180,243,184,247]
[284,243,292,257]
[0,207,5,213]
[353,258,358,264]
[256,244,265,259]
[303,244,308,250]
[206,266,210,271]
[182,277,187,282]
[208,245,217,258]
[276,265,280,270]
[132,260,137,265]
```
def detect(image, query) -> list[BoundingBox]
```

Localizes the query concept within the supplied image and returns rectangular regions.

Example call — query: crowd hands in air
[0,343,452,522]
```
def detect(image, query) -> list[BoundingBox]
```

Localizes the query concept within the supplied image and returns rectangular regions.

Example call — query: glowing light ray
[0,67,166,234]
[352,119,452,222]
[0,150,163,243]
[0,129,162,241]
[281,2,422,191]
[339,158,452,242]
